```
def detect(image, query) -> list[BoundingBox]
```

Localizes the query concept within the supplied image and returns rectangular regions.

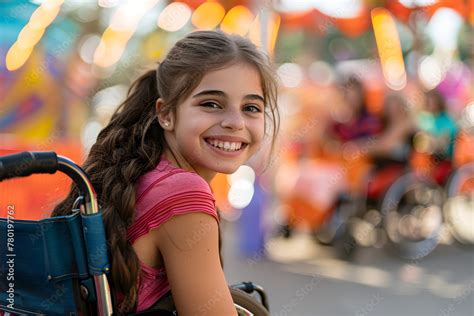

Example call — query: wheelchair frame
[0,152,113,316]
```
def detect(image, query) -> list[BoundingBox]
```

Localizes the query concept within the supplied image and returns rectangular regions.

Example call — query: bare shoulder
[153,212,236,315]
[157,212,218,252]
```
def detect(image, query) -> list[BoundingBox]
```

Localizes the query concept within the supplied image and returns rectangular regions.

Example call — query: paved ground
[221,221,474,316]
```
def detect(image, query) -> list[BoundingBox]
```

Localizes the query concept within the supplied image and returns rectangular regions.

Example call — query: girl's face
[159,62,265,182]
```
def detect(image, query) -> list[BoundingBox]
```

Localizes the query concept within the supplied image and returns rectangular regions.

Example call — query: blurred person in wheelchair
[275,75,382,239]
[309,76,385,249]
[413,89,458,185]
[318,75,384,207]
[418,89,458,159]
[316,92,417,251]
[357,93,417,200]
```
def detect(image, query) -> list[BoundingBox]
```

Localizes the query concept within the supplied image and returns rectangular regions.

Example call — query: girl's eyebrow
[192,89,264,102]
[192,90,225,98]
[245,94,265,103]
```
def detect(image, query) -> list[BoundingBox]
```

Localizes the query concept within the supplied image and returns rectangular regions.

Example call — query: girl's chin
[206,162,242,175]
[214,166,240,174]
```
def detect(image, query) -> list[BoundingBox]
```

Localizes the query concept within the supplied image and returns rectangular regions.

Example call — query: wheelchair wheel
[332,224,358,261]
[381,173,444,260]
[444,163,474,245]
[230,287,270,316]
[315,193,360,246]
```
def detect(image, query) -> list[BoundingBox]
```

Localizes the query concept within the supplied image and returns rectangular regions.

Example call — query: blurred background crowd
[0,0,473,315]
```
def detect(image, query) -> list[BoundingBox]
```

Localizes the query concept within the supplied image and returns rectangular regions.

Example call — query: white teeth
[206,139,243,152]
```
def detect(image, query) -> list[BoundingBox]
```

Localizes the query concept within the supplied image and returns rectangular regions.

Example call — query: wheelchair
[315,157,445,261]
[0,152,270,316]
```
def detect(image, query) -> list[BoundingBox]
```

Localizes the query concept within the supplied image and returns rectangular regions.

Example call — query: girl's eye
[200,102,221,109]
[244,104,262,113]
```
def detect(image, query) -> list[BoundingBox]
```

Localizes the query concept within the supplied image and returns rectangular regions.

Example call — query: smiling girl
[52,30,279,315]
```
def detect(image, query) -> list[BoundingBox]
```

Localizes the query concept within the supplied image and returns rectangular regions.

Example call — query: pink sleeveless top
[126,157,218,312]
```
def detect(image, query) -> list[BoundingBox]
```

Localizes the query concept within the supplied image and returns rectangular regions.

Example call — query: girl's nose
[220,109,245,130]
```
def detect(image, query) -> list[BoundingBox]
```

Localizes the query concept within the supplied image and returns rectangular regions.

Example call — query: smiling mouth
[204,138,248,152]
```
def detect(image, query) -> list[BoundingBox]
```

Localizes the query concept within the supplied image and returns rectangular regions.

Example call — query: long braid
[52,69,163,313]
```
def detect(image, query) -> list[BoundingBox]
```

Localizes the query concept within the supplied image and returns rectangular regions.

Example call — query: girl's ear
[156,98,174,131]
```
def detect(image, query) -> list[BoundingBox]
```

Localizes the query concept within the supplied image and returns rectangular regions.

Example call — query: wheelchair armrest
[230,282,269,311]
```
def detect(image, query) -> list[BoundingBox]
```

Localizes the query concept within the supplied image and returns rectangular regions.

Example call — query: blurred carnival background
[0,0,473,315]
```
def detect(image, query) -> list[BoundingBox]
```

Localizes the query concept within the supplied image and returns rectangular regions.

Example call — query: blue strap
[81,212,110,275]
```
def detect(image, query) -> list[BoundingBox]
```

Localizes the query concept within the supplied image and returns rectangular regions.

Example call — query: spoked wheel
[381,173,444,260]
[315,194,365,260]
[444,163,474,246]
[332,224,358,260]
[315,193,360,246]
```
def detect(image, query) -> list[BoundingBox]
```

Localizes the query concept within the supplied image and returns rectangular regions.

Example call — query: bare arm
[358,121,414,157]
[155,212,237,316]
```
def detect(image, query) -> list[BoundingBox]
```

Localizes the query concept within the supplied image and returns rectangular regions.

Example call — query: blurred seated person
[355,93,417,199]
[417,89,458,159]
[357,93,416,167]
[414,89,458,184]
[331,76,382,143]
[327,76,382,190]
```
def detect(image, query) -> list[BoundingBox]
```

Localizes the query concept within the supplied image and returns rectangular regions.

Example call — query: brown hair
[52,30,279,313]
